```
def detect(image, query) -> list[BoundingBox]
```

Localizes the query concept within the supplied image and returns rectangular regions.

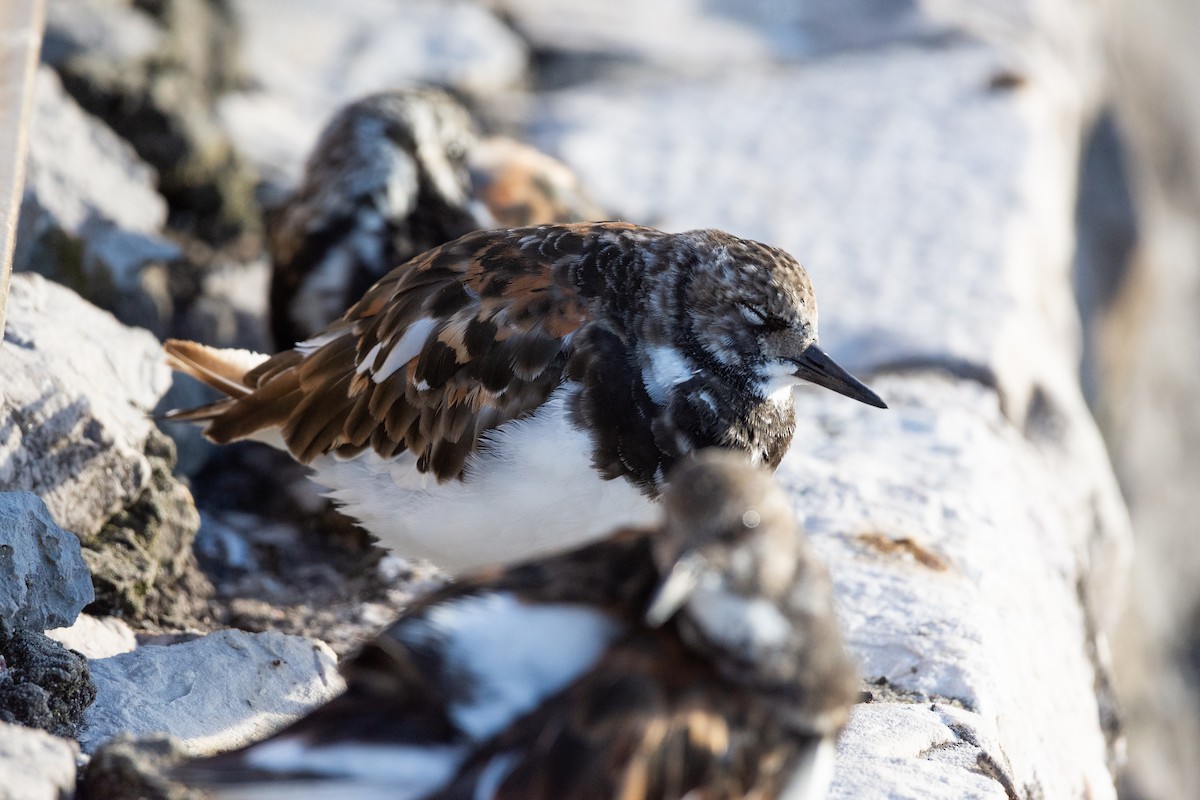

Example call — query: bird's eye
[738,304,770,327]
[446,141,467,161]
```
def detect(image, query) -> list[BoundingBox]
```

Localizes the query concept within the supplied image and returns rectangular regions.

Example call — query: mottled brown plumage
[166,222,884,571]
[176,452,858,800]
[268,88,606,349]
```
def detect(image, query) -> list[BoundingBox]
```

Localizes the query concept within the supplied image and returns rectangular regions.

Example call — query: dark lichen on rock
[0,626,96,739]
[82,429,213,628]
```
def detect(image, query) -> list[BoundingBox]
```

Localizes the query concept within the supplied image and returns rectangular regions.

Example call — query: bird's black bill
[791,345,887,408]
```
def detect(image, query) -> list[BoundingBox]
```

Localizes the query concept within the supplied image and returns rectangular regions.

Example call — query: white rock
[500,0,939,70]
[17,65,165,238]
[82,629,346,755]
[782,374,1120,800]
[0,492,93,632]
[13,66,181,337]
[41,0,165,68]
[0,273,171,538]
[530,34,1083,425]
[833,704,1009,799]
[219,0,528,187]
[0,721,79,800]
[519,4,1126,794]
[45,613,138,659]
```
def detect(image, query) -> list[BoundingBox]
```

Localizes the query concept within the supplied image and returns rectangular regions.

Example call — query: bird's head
[672,231,885,409]
[645,451,857,721]
[318,88,480,222]
[646,449,805,628]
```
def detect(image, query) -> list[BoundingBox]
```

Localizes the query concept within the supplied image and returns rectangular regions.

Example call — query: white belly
[307,387,661,574]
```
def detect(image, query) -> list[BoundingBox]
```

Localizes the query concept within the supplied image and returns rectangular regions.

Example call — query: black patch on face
[557,231,799,495]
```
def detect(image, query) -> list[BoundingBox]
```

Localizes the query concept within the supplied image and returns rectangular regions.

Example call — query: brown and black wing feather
[178,528,660,790]
[168,223,645,482]
[436,631,805,800]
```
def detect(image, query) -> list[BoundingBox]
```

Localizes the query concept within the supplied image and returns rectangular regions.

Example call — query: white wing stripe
[372,317,439,382]
[400,592,625,740]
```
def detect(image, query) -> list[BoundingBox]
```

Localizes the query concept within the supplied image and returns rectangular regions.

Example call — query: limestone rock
[500,0,939,73]
[529,33,1084,427]
[833,703,1010,799]
[0,274,208,625]
[82,629,345,755]
[82,429,209,624]
[219,0,529,188]
[779,374,1121,799]
[0,492,93,632]
[79,733,202,800]
[46,614,138,661]
[42,0,258,239]
[0,721,79,800]
[14,66,181,337]
[0,273,168,540]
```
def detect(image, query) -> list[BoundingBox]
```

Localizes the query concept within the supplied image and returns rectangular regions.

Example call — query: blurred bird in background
[268,87,605,350]
[177,450,859,800]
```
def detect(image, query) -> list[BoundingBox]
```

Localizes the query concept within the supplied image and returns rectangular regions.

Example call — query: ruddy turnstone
[165,222,885,572]
[177,451,859,800]
[268,87,604,349]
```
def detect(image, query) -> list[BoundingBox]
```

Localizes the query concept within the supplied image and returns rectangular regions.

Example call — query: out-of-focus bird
[177,450,859,800]
[165,222,886,573]
[268,88,605,349]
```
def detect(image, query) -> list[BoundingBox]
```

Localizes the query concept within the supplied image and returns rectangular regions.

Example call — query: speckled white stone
[82,629,346,756]
[46,613,138,660]
[0,721,78,800]
[516,1,1128,797]
[782,374,1120,800]
[0,274,170,538]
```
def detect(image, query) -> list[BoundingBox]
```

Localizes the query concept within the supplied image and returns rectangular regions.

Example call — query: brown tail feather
[160,398,236,425]
[163,339,268,398]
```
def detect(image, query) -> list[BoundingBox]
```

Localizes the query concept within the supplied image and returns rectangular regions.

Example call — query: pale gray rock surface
[0,492,93,632]
[0,276,198,621]
[500,0,941,71]
[833,704,1009,799]
[0,721,79,800]
[783,375,1118,799]
[13,66,181,336]
[82,629,345,755]
[517,0,1128,797]
[219,0,529,189]
[1092,1,1200,797]
[0,272,171,542]
[0,273,170,539]
[18,66,165,237]
[41,0,257,239]
[45,613,138,660]
[531,42,1082,427]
